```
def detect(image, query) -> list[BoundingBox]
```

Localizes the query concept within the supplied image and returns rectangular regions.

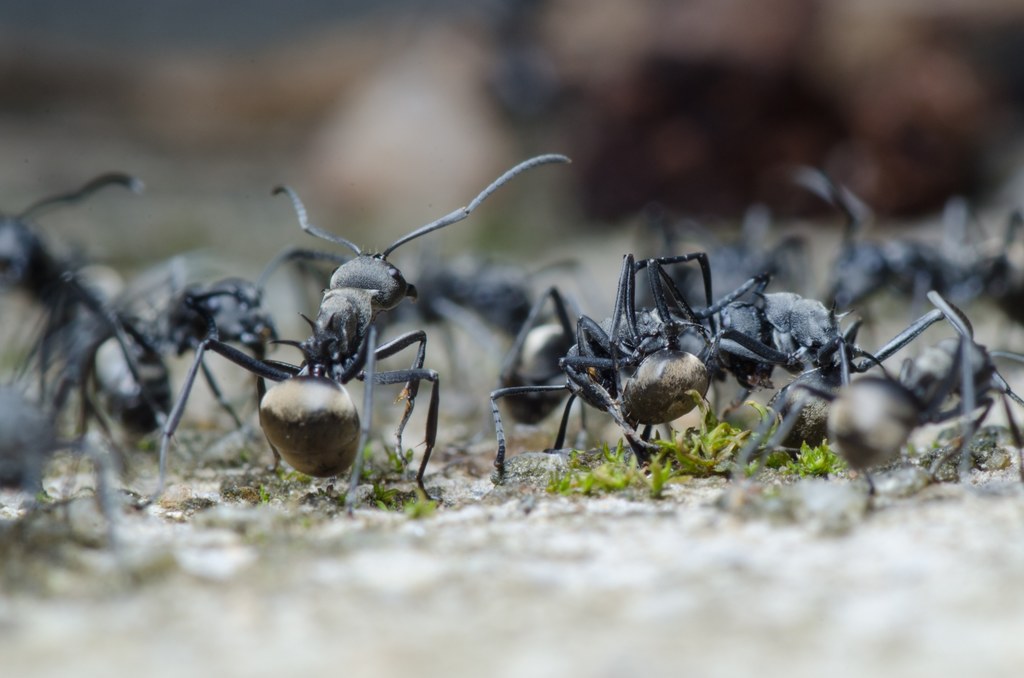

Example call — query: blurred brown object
[542,0,1024,219]
[2,0,1024,225]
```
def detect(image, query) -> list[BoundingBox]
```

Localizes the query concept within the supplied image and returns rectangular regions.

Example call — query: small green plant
[404,489,437,519]
[782,440,846,477]
[257,485,271,504]
[387,447,414,475]
[655,393,760,478]
[647,454,673,499]
[360,445,376,480]
[275,467,313,484]
[547,394,777,498]
[547,441,646,496]
[369,481,403,511]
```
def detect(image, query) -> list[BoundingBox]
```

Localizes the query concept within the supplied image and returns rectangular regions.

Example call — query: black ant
[0,173,144,391]
[794,167,995,311]
[31,252,281,496]
[150,273,279,489]
[490,251,717,478]
[154,154,570,505]
[678,271,870,405]
[655,262,945,449]
[740,291,1024,489]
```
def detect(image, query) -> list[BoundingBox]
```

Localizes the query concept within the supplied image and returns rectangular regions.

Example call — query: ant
[678,271,871,407]
[739,292,1024,490]
[150,273,279,489]
[490,251,717,478]
[794,167,995,311]
[32,252,281,496]
[154,154,570,505]
[0,173,144,391]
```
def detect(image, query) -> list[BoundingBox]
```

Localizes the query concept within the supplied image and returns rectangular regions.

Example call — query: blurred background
[2,0,1024,270]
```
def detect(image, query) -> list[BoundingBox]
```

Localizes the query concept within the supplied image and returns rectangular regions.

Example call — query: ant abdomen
[621,350,709,425]
[826,377,919,471]
[259,376,360,477]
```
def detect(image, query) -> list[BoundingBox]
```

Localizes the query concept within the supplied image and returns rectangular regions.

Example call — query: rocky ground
[3,420,1024,678]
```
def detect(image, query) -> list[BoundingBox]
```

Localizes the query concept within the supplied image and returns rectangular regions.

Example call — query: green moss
[547,441,646,496]
[654,394,757,478]
[782,441,846,478]
[546,394,763,498]
[369,482,403,511]
[387,448,415,475]
[404,490,438,519]
[275,467,313,484]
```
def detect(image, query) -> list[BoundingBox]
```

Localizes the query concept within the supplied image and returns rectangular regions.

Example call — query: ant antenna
[273,186,362,256]
[381,153,570,257]
[791,167,871,241]
[256,245,348,290]
[927,290,974,339]
[18,173,143,220]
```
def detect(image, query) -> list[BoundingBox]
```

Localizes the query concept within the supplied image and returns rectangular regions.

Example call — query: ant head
[329,255,417,311]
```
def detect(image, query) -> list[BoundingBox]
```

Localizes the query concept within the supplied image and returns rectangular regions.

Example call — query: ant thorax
[299,287,376,369]
[763,293,838,355]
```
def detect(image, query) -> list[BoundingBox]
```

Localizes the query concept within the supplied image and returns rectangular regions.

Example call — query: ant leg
[346,327,378,513]
[609,254,639,350]
[553,392,579,450]
[562,360,654,463]
[199,359,244,428]
[154,337,294,500]
[154,344,208,500]
[927,291,974,338]
[372,367,440,497]
[636,251,713,309]
[74,434,121,552]
[490,384,569,476]
[999,394,1024,483]
[718,328,792,366]
[372,330,429,461]
[926,399,993,480]
[733,383,836,482]
[699,273,772,319]
[499,286,574,385]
